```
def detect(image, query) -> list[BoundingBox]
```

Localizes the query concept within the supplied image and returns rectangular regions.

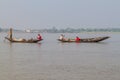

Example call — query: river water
[0,32,120,80]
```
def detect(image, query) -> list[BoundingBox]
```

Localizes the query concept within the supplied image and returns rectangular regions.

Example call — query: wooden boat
[58,36,110,43]
[5,28,43,43]
[5,37,43,43]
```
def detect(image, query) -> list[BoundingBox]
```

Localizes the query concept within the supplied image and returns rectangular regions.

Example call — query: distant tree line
[0,27,120,33]
[32,27,120,33]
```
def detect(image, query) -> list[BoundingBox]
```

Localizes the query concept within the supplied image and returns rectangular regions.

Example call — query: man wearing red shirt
[37,34,42,40]
[75,36,80,41]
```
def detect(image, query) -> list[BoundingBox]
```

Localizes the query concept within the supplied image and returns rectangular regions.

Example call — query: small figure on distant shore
[37,34,42,40]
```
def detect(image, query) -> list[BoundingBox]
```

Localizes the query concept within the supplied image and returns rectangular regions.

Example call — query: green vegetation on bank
[0,27,120,33]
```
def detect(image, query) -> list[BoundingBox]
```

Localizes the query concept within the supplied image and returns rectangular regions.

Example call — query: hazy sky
[0,0,120,29]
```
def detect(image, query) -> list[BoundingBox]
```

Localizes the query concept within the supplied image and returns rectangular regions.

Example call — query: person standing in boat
[37,34,42,40]
[8,28,13,40]
[75,36,80,41]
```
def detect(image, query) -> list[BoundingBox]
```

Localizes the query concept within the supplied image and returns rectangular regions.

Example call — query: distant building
[25,29,31,33]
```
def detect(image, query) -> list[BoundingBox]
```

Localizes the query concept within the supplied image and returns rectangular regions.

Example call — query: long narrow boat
[5,37,43,43]
[58,36,110,43]
[5,28,43,43]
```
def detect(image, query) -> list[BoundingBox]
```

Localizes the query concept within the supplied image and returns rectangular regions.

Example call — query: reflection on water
[0,32,120,80]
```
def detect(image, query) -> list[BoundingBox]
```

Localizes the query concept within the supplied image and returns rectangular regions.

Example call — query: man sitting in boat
[37,34,42,40]
[59,34,65,40]
[75,36,80,41]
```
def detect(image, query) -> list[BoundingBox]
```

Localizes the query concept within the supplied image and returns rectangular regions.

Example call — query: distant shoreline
[0,28,120,33]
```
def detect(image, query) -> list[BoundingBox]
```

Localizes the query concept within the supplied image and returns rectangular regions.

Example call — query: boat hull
[58,36,110,43]
[5,37,43,43]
